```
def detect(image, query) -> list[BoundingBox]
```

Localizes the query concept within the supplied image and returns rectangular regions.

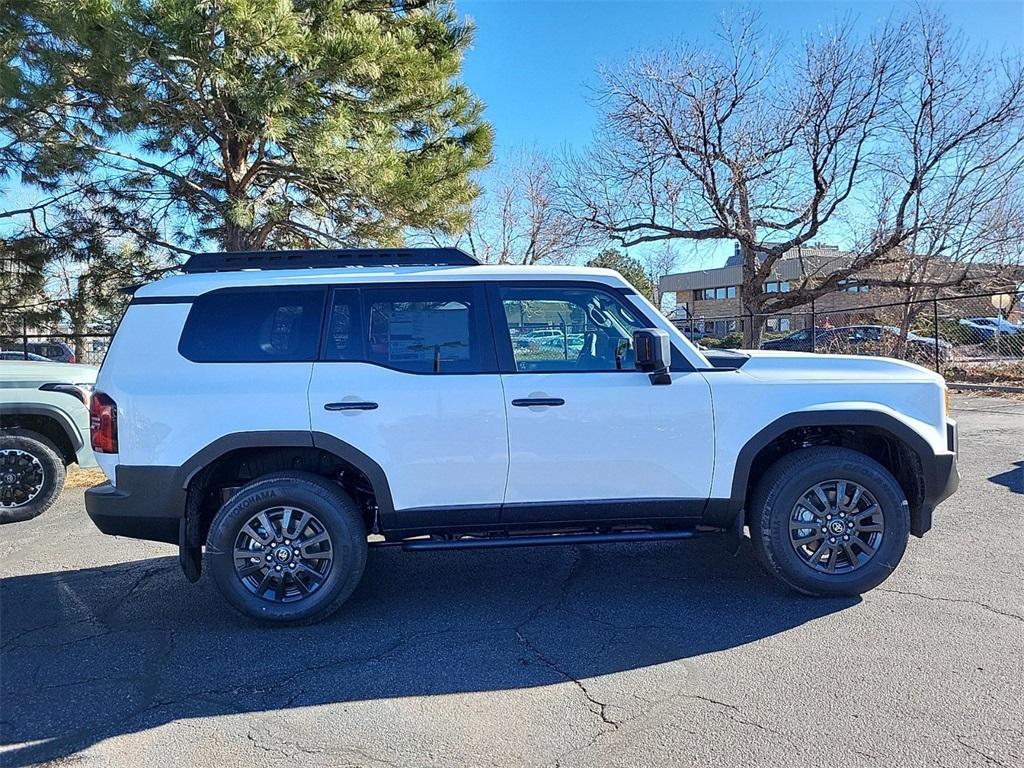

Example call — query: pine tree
[2,0,492,265]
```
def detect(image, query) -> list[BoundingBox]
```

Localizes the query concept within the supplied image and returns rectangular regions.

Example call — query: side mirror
[633,329,672,385]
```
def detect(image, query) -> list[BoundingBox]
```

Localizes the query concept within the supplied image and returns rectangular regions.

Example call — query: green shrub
[702,332,744,349]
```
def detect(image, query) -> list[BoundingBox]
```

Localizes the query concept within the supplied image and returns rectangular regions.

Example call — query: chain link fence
[1,326,112,367]
[674,290,1024,386]
[3,290,1022,385]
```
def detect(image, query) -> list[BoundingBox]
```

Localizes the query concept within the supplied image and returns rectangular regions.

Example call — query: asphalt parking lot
[1,394,1022,768]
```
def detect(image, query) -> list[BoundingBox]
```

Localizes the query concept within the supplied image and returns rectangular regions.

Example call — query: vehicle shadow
[988,461,1023,494]
[0,537,858,766]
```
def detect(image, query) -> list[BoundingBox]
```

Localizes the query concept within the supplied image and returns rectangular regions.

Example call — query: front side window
[362,285,488,373]
[499,286,647,372]
[179,288,326,363]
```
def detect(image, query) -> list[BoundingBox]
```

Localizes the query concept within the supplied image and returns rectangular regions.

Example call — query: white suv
[85,248,959,624]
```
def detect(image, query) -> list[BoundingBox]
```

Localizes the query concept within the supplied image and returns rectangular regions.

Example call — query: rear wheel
[749,447,910,596]
[0,429,66,523]
[206,472,367,625]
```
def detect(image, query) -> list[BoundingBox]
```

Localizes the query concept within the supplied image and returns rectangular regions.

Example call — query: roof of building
[662,248,854,292]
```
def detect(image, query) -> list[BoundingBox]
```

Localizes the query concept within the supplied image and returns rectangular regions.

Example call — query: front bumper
[84,465,185,545]
[912,419,959,537]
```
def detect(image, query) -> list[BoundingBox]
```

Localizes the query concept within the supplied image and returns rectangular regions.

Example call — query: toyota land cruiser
[84,248,959,624]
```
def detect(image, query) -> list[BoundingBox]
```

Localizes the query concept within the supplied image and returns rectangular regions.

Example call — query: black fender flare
[706,409,940,530]
[1,404,83,449]
[173,430,395,580]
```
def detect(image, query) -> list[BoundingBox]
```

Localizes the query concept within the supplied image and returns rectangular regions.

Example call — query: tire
[749,446,910,597]
[0,429,66,523]
[205,472,368,625]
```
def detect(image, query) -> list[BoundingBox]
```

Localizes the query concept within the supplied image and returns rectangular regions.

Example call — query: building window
[764,281,790,293]
[701,286,737,300]
[838,279,870,293]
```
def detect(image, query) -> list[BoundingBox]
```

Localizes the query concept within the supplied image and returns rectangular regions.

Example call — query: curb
[948,382,1024,394]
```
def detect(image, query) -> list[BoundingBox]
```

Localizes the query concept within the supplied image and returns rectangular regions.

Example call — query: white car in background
[0,360,98,522]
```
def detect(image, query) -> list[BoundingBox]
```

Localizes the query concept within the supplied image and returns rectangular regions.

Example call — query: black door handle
[511,398,565,407]
[324,401,378,411]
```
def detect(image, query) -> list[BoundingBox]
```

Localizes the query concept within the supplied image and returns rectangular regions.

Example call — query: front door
[308,283,508,530]
[493,283,714,524]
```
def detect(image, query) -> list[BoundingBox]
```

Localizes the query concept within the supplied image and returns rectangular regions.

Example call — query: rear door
[491,282,714,524]
[308,282,509,530]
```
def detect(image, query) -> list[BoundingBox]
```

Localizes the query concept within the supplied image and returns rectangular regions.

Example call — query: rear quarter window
[178,288,326,363]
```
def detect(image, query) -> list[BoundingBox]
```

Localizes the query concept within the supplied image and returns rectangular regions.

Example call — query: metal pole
[810,299,816,353]
[932,298,940,373]
[22,317,28,360]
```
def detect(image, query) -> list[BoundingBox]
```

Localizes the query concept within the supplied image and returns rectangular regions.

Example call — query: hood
[727,349,944,385]
[0,360,99,384]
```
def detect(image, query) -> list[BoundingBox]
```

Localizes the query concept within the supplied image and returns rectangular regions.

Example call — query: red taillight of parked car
[68,354,76,363]
[90,392,118,453]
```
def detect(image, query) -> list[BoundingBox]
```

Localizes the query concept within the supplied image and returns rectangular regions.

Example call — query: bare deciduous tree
[639,243,683,310]
[562,9,1024,344]
[425,149,580,264]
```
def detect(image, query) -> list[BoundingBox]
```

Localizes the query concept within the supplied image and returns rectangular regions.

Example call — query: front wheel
[206,472,368,625]
[749,447,910,597]
[0,429,66,523]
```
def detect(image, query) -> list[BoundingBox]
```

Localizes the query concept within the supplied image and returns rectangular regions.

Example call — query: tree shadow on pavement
[0,537,858,766]
[988,461,1023,494]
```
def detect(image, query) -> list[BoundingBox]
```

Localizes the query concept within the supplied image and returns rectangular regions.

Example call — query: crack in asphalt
[514,626,619,730]
[956,735,1009,767]
[877,587,1023,623]
[510,550,620,731]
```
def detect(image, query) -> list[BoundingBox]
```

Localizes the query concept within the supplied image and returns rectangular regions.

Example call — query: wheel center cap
[829,520,846,535]
[2,473,14,484]
[273,546,292,563]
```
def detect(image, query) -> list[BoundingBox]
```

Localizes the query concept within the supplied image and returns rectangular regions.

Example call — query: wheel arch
[0,406,81,464]
[713,410,936,538]
[175,431,394,580]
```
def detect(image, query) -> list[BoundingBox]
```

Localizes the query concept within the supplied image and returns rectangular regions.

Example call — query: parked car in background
[0,351,52,362]
[23,340,76,363]
[820,325,951,362]
[958,316,1023,342]
[760,328,827,352]
[761,325,949,362]
[515,328,566,348]
[0,360,97,522]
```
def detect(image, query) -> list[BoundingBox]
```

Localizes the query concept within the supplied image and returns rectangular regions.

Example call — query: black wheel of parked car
[749,447,910,597]
[0,429,66,523]
[206,471,368,625]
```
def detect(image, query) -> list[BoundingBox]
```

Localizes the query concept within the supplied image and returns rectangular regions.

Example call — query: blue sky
[462,0,1024,154]
[3,1,1021,271]
[460,0,1024,268]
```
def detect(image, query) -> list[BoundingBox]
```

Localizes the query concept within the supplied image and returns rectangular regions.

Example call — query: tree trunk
[222,222,247,252]
[69,273,90,361]
[739,243,765,348]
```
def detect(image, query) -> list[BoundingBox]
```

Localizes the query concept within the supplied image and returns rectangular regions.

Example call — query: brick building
[660,243,1021,337]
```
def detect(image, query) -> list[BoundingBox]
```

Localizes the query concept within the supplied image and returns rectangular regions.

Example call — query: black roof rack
[181,247,479,274]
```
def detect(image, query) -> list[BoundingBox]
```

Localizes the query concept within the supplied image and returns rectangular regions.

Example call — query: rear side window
[361,285,492,373]
[179,288,326,363]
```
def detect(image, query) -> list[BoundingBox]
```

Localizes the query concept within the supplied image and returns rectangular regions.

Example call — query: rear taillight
[90,392,118,453]
[68,354,76,363]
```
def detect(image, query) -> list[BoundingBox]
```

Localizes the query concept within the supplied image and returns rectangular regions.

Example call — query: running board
[396,529,697,552]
